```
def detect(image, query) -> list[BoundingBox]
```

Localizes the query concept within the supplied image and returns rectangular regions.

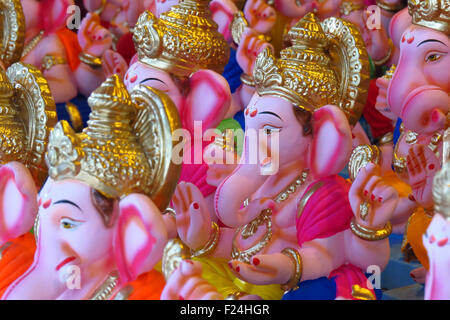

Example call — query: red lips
[56,256,76,271]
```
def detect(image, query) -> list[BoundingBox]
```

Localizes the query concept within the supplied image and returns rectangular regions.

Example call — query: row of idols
[0,0,448,300]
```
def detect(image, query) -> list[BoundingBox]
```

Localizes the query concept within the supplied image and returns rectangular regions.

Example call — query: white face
[244,94,311,173]
[124,61,183,111]
[35,179,117,287]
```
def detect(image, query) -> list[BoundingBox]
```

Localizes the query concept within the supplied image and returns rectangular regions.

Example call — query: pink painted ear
[310,105,353,178]
[210,0,238,43]
[114,194,167,284]
[0,162,38,245]
[184,70,231,134]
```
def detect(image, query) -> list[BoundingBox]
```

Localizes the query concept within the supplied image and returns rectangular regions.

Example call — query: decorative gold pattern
[65,102,83,133]
[21,30,44,59]
[280,247,303,292]
[349,144,381,181]
[359,201,371,221]
[253,13,369,126]
[408,0,449,35]
[1,62,57,187]
[0,0,25,67]
[231,11,248,45]
[379,132,394,145]
[350,217,392,241]
[132,1,230,78]
[376,0,406,12]
[190,222,220,257]
[351,284,376,300]
[90,271,119,300]
[79,52,102,69]
[46,76,181,209]
[340,0,365,16]
[232,171,309,263]
[42,55,67,71]
[162,238,192,280]
[383,64,397,79]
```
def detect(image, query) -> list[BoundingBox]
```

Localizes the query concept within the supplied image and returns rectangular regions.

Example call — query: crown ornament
[253,13,370,126]
[46,75,181,210]
[0,0,25,68]
[408,0,450,35]
[132,0,230,78]
[0,62,57,187]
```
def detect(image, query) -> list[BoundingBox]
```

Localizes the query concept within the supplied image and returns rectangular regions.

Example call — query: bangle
[42,55,67,71]
[379,132,393,145]
[280,248,303,292]
[79,52,102,69]
[350,217,392,241]
[340,1,364,16]
[162,207,177,220]
[372,39,393,66]
[240,73,255,87]
[190,222,220,258]
[376,0,404,12]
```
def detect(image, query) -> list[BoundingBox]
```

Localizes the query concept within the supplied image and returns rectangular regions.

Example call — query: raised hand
[161,260,223,300]
[102,49,128,79]
[243,0,276,34]
[236,28,274,76]
[349,162,399,229]
[375,76,397,123]
[228,252,293,285]
[361,7,391,62]
[406,144,440,209]
[172,182,212,250]
[0,162,38,245]
[78,12,113,57]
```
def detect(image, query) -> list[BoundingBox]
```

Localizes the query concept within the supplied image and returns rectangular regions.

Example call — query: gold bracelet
[190,222,220,258]
[240,73,255,87]
[79,52,102,69]
[376,0,404,12]
[350,217,392,241]
[280,247,303,292]
[340,1,364,16]
[379,132,393,145]
[372,39,393,66]
[42,55,67,71]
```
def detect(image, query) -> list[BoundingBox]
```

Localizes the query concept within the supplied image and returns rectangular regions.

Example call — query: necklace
[231,170,309,263]
[21,30,45,59]
[89,271,119,300]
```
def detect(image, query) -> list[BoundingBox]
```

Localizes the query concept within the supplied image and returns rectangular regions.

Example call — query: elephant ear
[183,69,231,135]
[114,194,168,284]
[310,105,352,179]
[210,0,239,43]
[0,162,38,245]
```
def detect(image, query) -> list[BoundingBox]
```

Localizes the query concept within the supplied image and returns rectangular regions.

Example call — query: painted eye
[263,125,280,135]
[426,53,442,63]
[60,218,82,230]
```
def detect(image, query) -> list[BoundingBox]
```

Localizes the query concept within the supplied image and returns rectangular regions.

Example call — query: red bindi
[193,202,199,210]
[253,258,260,266]
[43,199,51,209]
[250,110,257,117]
[429,164,435,170]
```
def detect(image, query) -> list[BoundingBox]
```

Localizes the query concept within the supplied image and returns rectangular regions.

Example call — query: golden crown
[0,62,56,187]
[132,0,230,78]
[45,75,181,209]
[0,0,25,67]
[253,13,370,126]
[408,0,450,35]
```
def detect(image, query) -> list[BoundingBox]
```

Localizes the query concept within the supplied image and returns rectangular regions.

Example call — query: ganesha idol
[124,2,233,219]
[424,138,450,300]
[374,0,449,273]
[0,75,182,299]
[2,0,126,107]
[162,13,398,301]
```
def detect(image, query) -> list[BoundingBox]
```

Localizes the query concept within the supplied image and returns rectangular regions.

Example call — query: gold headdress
[45,75,181,210]
[132,0,230,78]
[253,13,370,126]
[0,0,25,68]
[0,62,57,186]
[408,0,449,35]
